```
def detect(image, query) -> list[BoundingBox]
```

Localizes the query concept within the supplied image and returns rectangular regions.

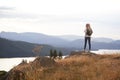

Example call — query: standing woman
[84,23,93,52]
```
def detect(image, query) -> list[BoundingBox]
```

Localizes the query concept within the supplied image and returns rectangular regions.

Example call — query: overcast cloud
[0,0,120,39]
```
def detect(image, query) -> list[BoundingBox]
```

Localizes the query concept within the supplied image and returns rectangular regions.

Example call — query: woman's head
[86,23,91,29]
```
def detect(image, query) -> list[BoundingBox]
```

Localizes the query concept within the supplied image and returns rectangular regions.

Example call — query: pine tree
[53,49,57,59]
[59,51,63,59]
[50,49,53,59]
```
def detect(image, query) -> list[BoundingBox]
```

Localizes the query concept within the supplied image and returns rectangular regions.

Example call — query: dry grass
[6,53,120,80]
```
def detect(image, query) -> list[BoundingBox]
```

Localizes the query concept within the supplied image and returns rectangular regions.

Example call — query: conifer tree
[50,49,53,59]
[59,51,63,59]
[53,49,57,59]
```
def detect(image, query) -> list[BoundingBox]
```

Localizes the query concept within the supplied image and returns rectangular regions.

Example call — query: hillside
[0,31,69,47]
[0,37,71,58]
[2,52,120,80]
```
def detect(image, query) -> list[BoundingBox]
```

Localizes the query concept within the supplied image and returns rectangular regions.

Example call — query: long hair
[85,23,93,36]
[86,23,92,30]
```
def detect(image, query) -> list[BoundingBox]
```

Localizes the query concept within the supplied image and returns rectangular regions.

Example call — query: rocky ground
[1,51,120,80]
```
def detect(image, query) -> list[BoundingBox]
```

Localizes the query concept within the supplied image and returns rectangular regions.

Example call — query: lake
[0,49,120,71]
[92,49,120,54]
[0,56,67,72]
[0,57,35,71]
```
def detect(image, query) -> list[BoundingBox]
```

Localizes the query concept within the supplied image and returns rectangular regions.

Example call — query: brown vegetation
[4,52,120,80]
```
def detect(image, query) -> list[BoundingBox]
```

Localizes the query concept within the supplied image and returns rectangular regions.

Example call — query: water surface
[0,57,35,71]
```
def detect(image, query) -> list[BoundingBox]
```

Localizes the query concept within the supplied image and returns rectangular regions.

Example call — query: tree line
[50,49,63,59]
[32,45,63,59]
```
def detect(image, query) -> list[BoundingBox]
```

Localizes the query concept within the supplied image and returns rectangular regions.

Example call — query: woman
[84,23,93,52]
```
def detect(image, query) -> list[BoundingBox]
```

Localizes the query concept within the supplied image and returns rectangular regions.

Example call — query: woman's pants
[84,37,91,50]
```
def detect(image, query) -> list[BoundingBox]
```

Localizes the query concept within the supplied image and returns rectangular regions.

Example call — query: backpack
[86,29,92,36]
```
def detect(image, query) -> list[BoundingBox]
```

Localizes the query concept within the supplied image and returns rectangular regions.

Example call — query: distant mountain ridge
[59,35,114,43]
[0,31,69,47]
[0,31,120,50]
[58,35,83,41]
[65,39,120,50]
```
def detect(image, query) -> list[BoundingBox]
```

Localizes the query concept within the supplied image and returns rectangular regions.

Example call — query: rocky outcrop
[32,57,56,68]
[66,51,97,58]
[4,57,56,80]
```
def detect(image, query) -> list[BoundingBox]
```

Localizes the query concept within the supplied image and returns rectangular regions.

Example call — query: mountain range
[58,35,113,43]
[0,31,120,50]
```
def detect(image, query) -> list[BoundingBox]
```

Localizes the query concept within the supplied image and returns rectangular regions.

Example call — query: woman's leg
[88,37,91,51]
[84,37,87,50]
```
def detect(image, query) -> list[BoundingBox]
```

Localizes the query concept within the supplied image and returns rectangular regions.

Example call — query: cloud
[0,6,14,10]
[0,6,37,19]
[93,12,120,27]
[0,12,36,19]
[0,6,120,29]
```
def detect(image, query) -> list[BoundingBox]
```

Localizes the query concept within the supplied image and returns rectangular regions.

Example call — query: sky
[0,0,120,39]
